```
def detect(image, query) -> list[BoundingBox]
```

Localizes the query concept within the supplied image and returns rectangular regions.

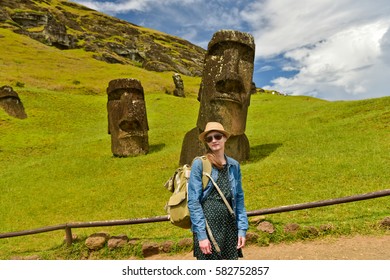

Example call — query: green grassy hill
[0,26,389,259]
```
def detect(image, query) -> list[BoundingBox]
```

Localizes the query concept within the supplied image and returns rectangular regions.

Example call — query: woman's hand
[199,239,212,254]
[237,236,246,249]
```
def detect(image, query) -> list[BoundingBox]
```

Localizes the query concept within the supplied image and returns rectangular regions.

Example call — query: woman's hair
[205,150,224,169]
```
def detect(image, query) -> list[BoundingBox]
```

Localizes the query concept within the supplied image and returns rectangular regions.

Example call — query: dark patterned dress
[193,164,243,260]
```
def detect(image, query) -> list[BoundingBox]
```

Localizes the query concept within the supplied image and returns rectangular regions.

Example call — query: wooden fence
[0,189,389,246]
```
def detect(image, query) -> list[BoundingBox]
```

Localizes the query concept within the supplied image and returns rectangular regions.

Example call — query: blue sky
[71,0,390,101]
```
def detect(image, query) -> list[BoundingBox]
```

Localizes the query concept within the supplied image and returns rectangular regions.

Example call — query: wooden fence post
[65,227,73,246]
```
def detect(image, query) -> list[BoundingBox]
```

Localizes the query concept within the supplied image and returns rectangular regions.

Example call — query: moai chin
[107,78,149,157]
[180,30,255,165]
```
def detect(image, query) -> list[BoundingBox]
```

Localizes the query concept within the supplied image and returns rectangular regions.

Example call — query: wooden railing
[1,189,389,246]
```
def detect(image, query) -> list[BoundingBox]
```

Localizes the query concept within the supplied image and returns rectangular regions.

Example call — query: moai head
[0,85,27,119]
[173,73,185,97]
[196,30,255,136]
[107,78,149,157]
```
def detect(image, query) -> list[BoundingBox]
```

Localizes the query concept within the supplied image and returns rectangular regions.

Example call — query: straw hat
[199,122,231,143]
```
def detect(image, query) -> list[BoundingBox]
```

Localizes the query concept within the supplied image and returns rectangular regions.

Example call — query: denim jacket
[187,155,248,241]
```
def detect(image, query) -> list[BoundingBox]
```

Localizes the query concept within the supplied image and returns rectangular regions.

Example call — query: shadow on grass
[149,143,166,154]
[248,143,283,163]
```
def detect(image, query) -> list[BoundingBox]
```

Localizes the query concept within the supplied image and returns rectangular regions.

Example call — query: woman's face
[205,131,226,153]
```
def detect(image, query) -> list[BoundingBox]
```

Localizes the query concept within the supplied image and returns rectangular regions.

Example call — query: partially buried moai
[179,30,255,165]
[172,73,185,97]
[107,78,149,157]
[0,85,27,119]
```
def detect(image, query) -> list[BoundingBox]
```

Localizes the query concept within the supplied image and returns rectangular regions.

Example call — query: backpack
[164,156,211,229]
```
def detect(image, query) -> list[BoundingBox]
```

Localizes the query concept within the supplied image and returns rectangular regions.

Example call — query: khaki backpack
[164,156,211,229]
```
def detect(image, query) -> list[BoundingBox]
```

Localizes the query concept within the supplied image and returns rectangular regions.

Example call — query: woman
[188,122,248,260]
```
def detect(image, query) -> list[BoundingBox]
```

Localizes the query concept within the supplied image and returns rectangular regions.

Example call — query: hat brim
[199,129,230,143]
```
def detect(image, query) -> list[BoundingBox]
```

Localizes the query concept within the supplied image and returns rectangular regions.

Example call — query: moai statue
[179,30,255,165]
[107,78,149,157]
[172,73,185,97]
[0,85,27,119]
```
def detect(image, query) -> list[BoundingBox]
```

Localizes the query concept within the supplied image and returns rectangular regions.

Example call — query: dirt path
[146,234,390,260]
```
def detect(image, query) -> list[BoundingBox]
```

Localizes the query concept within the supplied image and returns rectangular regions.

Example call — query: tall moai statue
[179,30,255,165]
[107,78,149,157]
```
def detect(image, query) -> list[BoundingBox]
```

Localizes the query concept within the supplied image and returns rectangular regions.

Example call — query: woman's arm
[235,164,248,238]
[187,158,208,240]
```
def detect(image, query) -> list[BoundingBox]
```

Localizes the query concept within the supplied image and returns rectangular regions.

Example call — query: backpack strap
[203,172,235,217]
[191,156,211,189]
[195,155,234,216]
[199,156,211,189]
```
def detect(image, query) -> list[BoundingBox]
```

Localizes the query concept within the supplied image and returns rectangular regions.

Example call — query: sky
[70,0,390,101]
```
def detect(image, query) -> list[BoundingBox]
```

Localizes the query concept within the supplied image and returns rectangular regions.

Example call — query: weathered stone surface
[172,73,185,97]
[0,85,27,119]
[249,216,266,225]
[107,234,129,249]
[85,232,110,250]
[304,226,319,236]
[160,240,175,253]
[380,216,390,229]
[284,223,301,234]
[245,231,259,244]
[319,224,335,232]
[11,11,77,49]
[107,78,149,157]
[180,30,255,165]
[142,242,160,257]
[257,221,275,234]
[177,238,192,248]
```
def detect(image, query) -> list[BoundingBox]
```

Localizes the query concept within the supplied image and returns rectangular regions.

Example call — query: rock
[128,238,140,246]
[380,217,390,229]
[284,223,301,234]
[142,242,160,257]
[319,224,335,232]
[107,235,129,249]
[257,221,275,234]
[304,226,319,236]
[177,238,192,248]
[245,231,259,244]
[85,232,110,250]
[249,216,266,225]
[160,241,175,253]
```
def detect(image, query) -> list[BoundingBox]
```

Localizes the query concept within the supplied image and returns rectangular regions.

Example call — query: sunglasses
[205,133,224,143]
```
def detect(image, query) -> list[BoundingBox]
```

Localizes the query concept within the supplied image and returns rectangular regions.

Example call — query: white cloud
[243,0,390,100]
[74,0,150,13]
[72,0,247,47]
[257,65,274,72]
[266,20,390,100]
[71,0,390,100]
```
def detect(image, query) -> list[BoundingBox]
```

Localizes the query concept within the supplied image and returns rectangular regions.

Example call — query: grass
[0,28,389,259]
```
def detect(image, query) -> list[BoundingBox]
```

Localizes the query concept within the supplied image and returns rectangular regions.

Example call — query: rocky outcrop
[0,0,205,76]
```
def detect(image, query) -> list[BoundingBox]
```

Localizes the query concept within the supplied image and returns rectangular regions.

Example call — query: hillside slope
[0,0,389,261]
[0,0,205,76]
